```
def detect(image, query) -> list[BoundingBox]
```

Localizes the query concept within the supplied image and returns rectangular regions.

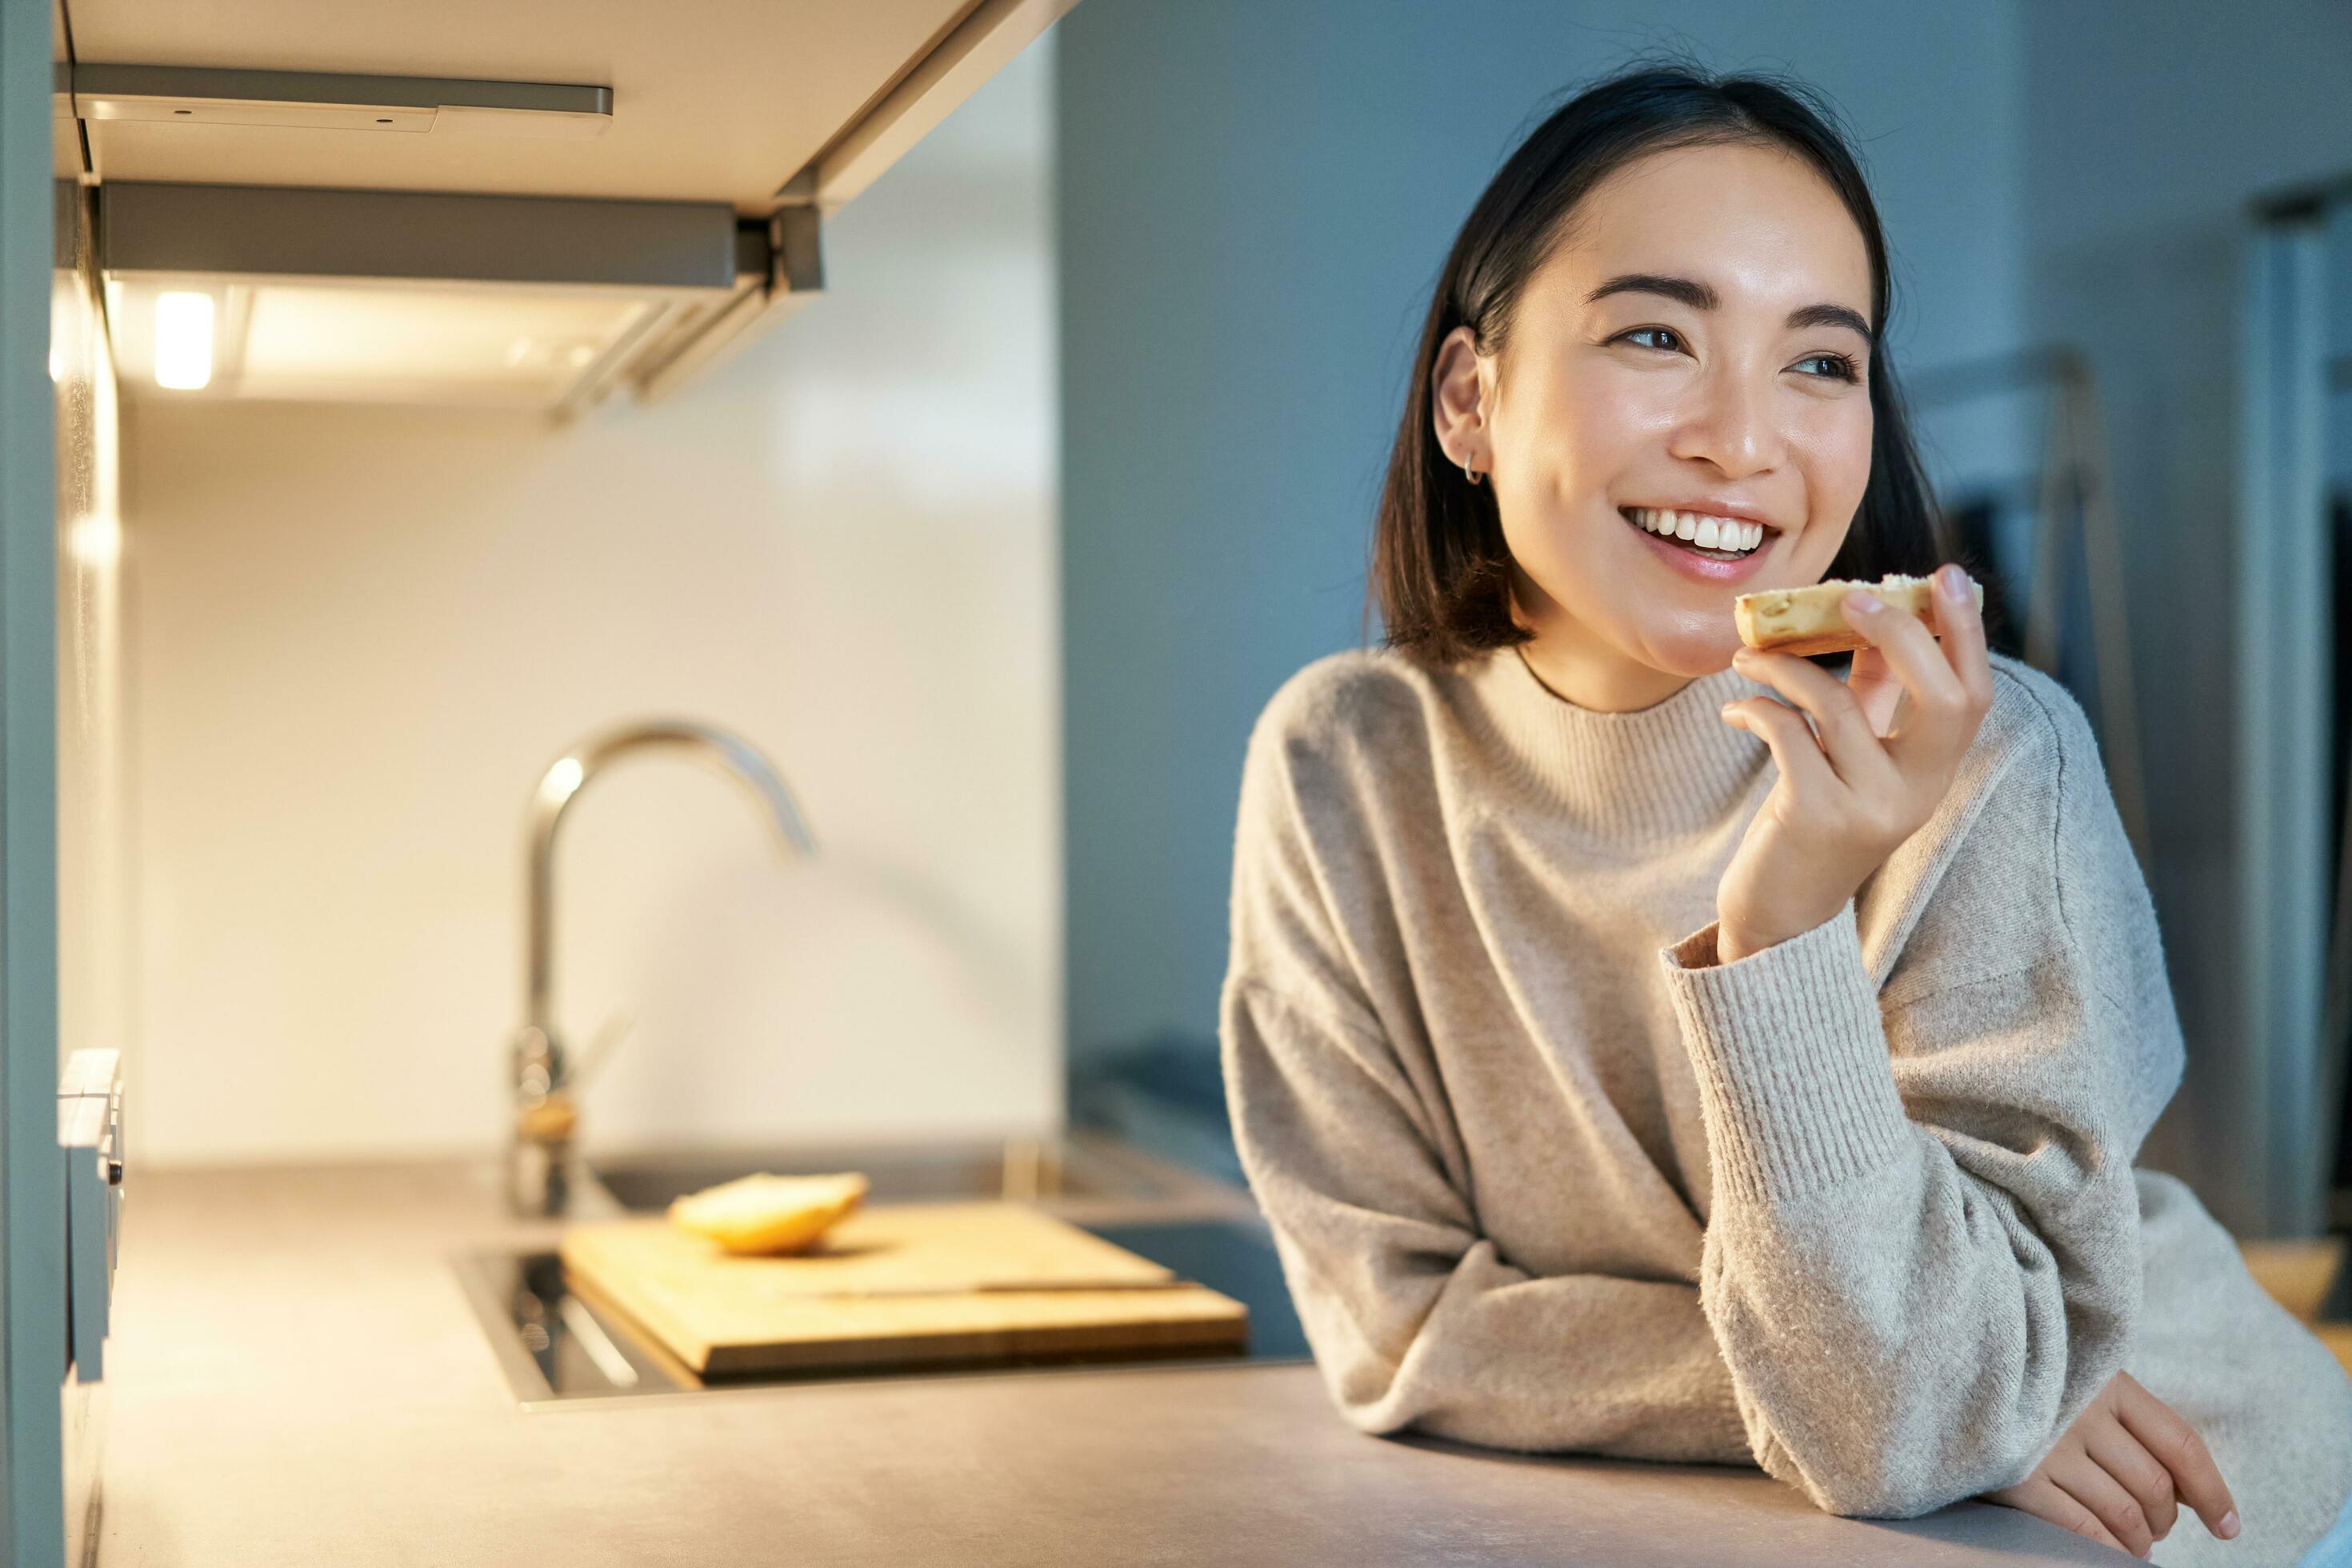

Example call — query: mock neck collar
[1455,643,1771,840]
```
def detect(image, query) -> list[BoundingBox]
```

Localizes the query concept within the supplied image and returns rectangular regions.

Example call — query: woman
[1218,62,2352,1566]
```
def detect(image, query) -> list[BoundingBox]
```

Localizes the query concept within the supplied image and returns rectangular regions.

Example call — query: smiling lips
[1618,505,1778,583]
[1624,506,1768,555]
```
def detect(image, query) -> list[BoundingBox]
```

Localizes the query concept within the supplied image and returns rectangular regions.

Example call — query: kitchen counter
[95,1159,2128,1566]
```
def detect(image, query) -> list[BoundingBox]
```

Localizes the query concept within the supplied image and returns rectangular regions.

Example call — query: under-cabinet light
[70,513,121,569]
[153,291,214,390]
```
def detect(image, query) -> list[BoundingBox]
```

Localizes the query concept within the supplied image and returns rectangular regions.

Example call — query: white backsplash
[121,38,1060,1166]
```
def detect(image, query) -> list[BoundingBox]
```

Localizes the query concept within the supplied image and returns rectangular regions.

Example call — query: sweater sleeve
[1218,680,1750,1465]
[1222,977,1751,1462]
[1656,677,2182,1518]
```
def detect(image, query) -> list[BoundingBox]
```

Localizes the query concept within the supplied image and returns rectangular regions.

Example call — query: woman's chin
[1635,628,1744,678]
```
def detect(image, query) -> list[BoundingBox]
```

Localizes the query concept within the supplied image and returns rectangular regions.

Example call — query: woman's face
[1434,140,1877,706]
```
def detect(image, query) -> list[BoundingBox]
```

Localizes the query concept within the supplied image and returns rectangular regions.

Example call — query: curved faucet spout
[526,720,817,1038]
[510,718,818,1214]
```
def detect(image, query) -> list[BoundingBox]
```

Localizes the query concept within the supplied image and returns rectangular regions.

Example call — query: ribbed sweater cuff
[1658,901,1910,1205]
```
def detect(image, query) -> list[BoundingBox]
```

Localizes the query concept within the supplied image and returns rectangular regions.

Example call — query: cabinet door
[1,0,65,1559]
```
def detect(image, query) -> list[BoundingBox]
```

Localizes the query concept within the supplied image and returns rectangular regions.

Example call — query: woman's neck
[1509,577,1701,714]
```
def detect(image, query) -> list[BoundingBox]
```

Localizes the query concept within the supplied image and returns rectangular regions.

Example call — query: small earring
[1465,463,1483,486]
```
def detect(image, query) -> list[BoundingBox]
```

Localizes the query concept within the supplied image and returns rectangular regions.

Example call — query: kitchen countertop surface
[94,1158,2131,1566]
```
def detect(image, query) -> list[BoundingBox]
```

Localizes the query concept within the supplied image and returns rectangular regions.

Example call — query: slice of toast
[1734,572,1982,657]
[666,1170,870,1256]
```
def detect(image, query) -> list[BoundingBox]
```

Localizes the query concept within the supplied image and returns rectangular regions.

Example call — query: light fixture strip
[66,65,612,138]
[151,291,214,391]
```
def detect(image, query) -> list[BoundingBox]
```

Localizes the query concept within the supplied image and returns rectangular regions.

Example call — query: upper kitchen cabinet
[52,0,1077,408]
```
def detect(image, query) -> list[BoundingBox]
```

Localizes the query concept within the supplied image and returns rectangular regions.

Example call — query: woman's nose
[1667,368,1787,479]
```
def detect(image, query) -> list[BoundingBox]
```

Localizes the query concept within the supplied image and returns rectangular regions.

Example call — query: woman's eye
[1618,327,1682,353]
[1610,330,1859,383]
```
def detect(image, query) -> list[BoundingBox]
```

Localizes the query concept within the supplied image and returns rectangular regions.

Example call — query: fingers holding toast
[1734,570,1984,658]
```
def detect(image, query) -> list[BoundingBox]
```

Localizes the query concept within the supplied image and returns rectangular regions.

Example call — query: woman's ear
[1430,324,1491,480]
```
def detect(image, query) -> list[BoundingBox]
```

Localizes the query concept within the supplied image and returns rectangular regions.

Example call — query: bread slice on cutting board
[667,1171,870,1255]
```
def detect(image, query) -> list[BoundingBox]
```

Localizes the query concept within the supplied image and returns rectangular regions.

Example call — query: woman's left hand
[1712,563,1993,963]
[1979,1369,2240,1558]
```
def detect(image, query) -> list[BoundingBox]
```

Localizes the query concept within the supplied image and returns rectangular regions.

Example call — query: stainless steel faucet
[508,719,818,1215]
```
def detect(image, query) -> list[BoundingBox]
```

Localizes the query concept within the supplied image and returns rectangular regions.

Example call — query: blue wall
[1056,2,2030,1087]
[2016,1,2352,1234]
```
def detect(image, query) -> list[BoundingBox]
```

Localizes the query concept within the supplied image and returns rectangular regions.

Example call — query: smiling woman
[1418,146,1898,704]
[1370,72,1944,718]
[1221,59,2352,1568]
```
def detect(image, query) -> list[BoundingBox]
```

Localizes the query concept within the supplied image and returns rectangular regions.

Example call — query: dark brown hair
[1367,59,1950,666]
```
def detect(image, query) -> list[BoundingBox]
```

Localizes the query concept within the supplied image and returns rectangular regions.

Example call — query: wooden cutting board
[559,1201,1250,1377]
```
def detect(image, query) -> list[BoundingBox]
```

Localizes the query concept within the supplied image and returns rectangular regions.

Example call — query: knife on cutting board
[803,1277,1206,1299]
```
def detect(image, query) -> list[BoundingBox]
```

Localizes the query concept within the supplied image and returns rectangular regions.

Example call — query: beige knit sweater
[1219,643,2352,1566]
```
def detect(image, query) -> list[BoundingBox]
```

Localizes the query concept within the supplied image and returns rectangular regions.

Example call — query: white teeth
[1630,507,1766,555]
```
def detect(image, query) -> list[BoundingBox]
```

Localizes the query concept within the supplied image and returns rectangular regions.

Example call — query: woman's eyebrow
[1586,273,1874,346]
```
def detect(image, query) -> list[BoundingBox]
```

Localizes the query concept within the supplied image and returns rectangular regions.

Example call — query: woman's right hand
[1981,1370,2239,1558]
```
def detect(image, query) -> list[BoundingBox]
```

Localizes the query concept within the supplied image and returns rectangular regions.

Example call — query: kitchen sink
[455,1214,1309,1407]
[455,1130,1304,1406]
[583,1130,1172,1210]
